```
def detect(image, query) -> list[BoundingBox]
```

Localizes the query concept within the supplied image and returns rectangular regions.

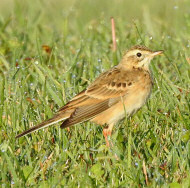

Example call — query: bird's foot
[103,128,119,160]
[103,128,113,147]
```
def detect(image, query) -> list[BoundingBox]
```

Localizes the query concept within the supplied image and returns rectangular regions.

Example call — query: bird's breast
[123,80,152,116]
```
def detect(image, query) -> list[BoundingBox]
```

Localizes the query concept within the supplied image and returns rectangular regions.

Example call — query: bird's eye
[136,52,142,57]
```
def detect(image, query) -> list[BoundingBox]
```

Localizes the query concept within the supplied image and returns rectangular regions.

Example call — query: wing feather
[59,66,140,128]
[60,99,112,127]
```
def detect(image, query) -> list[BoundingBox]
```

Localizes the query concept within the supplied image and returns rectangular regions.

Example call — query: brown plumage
[16,45,163,146]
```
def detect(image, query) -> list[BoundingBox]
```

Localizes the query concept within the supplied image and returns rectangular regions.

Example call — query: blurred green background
[0,0,190,187]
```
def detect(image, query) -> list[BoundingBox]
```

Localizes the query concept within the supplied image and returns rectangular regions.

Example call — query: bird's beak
[150,50,164,57]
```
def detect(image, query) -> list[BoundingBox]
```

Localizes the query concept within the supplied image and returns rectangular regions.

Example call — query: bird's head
[120,45,163,70]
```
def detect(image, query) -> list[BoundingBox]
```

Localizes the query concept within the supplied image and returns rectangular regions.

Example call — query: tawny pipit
[16,45,163,146]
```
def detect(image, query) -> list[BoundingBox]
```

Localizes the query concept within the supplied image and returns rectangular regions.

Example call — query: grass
[0,0,190,187]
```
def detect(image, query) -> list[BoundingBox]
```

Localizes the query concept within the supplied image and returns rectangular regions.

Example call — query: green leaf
[182,130,190,143]
[32,62,63,106]
[90,162,104,178]
[23,165,33,179]
[169,182,181,188]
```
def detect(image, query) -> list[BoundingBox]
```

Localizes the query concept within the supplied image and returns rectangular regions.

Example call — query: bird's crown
[127,45,153,52]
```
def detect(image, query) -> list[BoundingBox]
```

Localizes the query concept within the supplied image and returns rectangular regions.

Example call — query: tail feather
[15,113,69,139]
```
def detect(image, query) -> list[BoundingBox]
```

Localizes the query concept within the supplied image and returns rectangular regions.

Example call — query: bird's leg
[103,129,112,147]
[103,124,119,160]
[103,123,114,147]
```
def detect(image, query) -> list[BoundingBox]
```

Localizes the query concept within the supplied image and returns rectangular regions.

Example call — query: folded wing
[60,67,132,128]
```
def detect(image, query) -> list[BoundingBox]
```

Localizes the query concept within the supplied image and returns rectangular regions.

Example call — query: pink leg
[103,125,119,159]
[103,124,114,147]
[103,129,111,147]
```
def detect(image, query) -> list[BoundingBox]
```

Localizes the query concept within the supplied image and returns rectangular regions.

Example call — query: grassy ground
[0,0,190,187]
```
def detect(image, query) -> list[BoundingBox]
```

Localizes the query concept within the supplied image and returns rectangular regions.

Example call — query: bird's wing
[60,66,137,128]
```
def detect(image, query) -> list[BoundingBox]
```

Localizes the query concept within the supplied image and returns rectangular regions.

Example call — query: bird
[16,45,163,147]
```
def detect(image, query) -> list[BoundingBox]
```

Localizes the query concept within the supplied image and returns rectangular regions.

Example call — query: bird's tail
[15,113,69,139]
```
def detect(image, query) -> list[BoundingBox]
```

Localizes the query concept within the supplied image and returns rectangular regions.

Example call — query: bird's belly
[91,86,151,125]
